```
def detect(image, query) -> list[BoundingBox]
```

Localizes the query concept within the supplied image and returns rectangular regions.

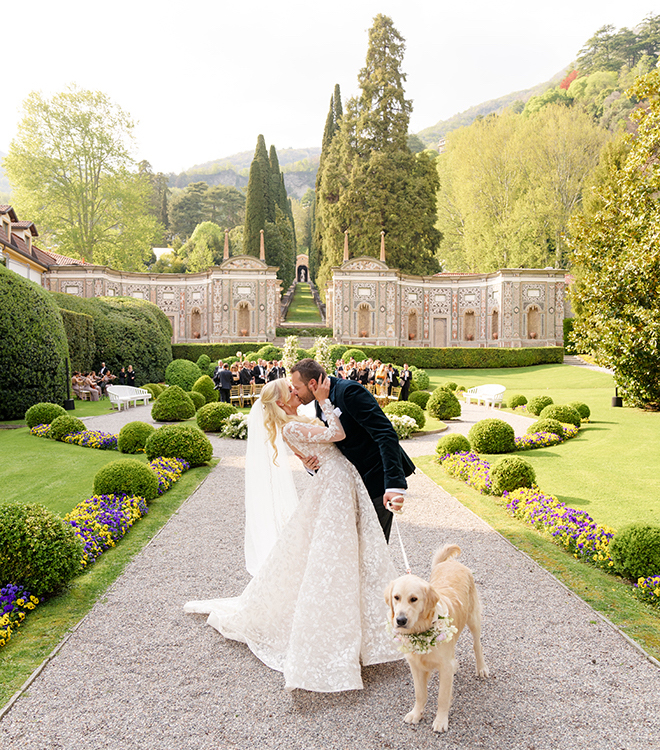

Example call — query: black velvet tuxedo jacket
[315,376,415,500]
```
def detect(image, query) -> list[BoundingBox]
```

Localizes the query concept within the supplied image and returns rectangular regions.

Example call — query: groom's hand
[297,452,320,472]
[384,491,405,512]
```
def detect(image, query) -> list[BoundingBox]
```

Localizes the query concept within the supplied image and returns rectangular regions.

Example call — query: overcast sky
[2,0,657,174]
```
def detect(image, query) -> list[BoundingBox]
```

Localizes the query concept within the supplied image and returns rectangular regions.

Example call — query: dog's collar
[386,607,458,655]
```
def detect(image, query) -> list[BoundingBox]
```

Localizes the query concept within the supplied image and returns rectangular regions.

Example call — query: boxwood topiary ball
[435,433,471,459]
[142,383,163,400]
[490,455,536,495]
[0,503,83,597]
[145,425,213,467]
[25,402,67,429]
[526,418,565,439]
[609,524,660,580]
[187,390,206,411]
[569,401,591,420]
[527,396,554,416]
[165,359,202,391]
[409,390,431,410]
[191,375,219,405]
[93,459,159,502]
[468,418,515,454]
[49,415,87,441]
[117,421,156,454]
[440,381,458,392]
[506,394,528,409]
[196,402,238,432]
[342,348,367,362]
[539,404,581,428]
[427,388,462,420]
[410,367,430,391]
[383,401,426,429]
[196,354,212,373]
[151,385,196,422]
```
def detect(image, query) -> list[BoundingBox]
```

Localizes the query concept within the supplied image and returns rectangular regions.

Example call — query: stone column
[223,229,229,260]
[380,231,386,262]
[260,229,265,261]
[343,230,349,262]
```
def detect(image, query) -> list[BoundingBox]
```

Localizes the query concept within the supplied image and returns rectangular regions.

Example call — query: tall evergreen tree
[244,157,267,256]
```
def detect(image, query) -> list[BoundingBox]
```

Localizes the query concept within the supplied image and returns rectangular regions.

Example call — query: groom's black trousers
[372,495,393,543]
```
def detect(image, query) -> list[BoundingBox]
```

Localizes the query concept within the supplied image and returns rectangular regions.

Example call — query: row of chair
[229,384,264,408]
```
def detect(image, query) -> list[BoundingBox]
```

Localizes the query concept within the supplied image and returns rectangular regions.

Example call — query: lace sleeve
[285,400,346,444]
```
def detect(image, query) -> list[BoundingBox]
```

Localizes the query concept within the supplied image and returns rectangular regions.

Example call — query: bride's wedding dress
[184,399,401,692]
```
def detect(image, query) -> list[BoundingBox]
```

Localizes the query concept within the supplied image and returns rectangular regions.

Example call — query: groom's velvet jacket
[315,376,415,500]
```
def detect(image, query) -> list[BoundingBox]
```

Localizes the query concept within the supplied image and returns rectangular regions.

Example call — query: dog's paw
[432,714,449,733]
[477,664,490,678]
[404,710,423,725]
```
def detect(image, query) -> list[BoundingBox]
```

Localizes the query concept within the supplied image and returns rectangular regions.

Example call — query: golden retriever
[385,544,489,732]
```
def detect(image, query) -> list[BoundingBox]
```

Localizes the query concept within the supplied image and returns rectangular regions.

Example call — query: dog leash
[387,497,412,575]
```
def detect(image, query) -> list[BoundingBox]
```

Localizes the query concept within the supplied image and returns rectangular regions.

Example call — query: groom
[290,359,415,541]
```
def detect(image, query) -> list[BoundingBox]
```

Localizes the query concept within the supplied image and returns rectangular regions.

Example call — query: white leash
[387,497,411,575]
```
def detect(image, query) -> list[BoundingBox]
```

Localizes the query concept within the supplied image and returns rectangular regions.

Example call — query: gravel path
[2,405,659,749]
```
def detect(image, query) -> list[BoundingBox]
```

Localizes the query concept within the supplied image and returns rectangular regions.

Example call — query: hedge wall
[59,308,95,373]
[171,342,563,369]
[0,265,69,419]
[52,294,172,385]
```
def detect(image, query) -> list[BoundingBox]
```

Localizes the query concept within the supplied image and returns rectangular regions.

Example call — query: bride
[184,375,401,692]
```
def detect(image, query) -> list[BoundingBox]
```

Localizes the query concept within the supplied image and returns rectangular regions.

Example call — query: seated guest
[239,362,253,386]
[230,363,241,386]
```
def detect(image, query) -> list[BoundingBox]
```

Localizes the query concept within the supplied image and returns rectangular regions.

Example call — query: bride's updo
[260,379,317,463]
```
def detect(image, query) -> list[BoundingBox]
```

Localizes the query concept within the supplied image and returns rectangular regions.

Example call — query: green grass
[285,283,323,324]
[426,364,660,530]
[0,461,214,706]
[415,455,660,662]
[1,397,118,426]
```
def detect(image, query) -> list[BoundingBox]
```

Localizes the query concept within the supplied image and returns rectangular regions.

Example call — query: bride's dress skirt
[185,431,401,692]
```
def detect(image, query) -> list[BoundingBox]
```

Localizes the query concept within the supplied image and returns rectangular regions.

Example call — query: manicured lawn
[1,397,118,426]
[426,364,660,530]
[285,283,322,324]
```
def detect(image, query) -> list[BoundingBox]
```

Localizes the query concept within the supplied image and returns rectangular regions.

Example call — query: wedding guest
[387,363,400,396]
[230,363,241,387]
[218,364,233,403]
[239,362,253,386]
[400,363,412,401]
[117,367,127,385]
[346,360,359,381]
[126,365,136,387]
[85,372,101,401]
[375,361,388,396]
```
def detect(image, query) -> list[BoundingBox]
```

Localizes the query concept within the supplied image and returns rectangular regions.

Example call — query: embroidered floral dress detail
[185,399,401,692]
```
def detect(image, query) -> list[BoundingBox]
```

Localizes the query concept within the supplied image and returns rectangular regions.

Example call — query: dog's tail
[432,544,461,568]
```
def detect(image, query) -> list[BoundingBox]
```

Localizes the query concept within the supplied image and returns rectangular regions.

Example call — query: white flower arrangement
[385,613,458,655]
[387,413,418,440]
[313,335,333,373]
[221,413,248,440]
[282,335,299,373]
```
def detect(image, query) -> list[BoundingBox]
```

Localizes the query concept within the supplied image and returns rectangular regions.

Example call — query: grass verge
[284,283,323,324]
[0,461,214,707]
[414,454,660,663]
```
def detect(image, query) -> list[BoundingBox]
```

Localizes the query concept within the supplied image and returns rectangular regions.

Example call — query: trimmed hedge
[0,264,70,419]
[59,307,95,373]
[569,401,591,420]
[142,383,164,400]
[151,385,196,422]
[186,390,206,411]
[53,293,172,386]
[539,404,581,428]
[25,402,67,429]
[468,418,515,454]
[196,354,212,373]
[409,390,431,409]
[277,327,333,337]
[0,503,83,597]
[118,421,156,454]
[342,348,368,362]
[427,388,462,420]
[383,401,425,429]
[527,418,565,438]
[410,367,430,391]
[197,402,238,432]
[435,433,471,458]
[527,395,554,416]
[172,344,564,370]
[191,375,219,405]
[165,359,202,391]
[145,425,213,466]
[610,524,660,580]
[490,455,536,495]
[49,415,87,441]
[255,345,282,361]
[506,394,528,408]
[93,459,159,502]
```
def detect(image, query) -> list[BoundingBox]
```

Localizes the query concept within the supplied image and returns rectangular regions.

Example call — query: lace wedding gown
[184,399,401,692]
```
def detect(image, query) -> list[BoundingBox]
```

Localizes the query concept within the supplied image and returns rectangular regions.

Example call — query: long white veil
[244,398,299,576]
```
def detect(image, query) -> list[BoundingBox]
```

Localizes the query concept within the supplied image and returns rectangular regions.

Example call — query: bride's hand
[311,373,331,402]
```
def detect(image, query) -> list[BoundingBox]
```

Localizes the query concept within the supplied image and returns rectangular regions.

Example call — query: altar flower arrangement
[222,413,248,440]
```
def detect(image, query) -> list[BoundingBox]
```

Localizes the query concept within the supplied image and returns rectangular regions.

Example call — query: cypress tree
[244,157,266,256]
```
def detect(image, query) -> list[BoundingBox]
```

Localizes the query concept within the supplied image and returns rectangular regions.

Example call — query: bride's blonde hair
[261,379,318,464]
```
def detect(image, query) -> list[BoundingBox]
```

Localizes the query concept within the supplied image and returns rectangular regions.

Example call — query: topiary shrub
[196,354,212,373]
[506,394,528,409]
[342,348,367,362]
[0,265,70,419]
[527,418,565,439]
[191,374,219,405]
[435,433,471,459]
[468,418,515,454]
[49,415,87,441]
[0,503,83,597]
[145,425,213,467]
[527,395,554,416]
[427,388,462,420]
[142,383,164,400]
[409,390,431,410]
[440,381,458,392]
[151,385,196,422]
[410,367,430,391]
[609,524,660,580]
[490,455,536,495]
[165,359,202,391]
[569,401,591,420]
[196,402,238,432]
[187,390,206,411]
[255,345,282,361]
[25,402,67,429]
[456,385,466,394]
[117,421,156,454]
[93,459,159,502]
[383,401,426,429]
[539,404,581,428]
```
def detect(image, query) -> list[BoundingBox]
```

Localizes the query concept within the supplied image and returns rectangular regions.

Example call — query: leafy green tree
[205,184,245,227]
[151,251,187,273]
[4,86,163,270]
[179,221,225,271]
[168,182,207,240]
[569,70,660,406]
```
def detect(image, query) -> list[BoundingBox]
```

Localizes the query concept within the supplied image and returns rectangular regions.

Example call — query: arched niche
[527,305,541,339]
[357,303,371,338]
[191,308,201,339]
[491,309,499,340]
[237,302,250,337]
[464,310,476,341]
[408,310,418,340]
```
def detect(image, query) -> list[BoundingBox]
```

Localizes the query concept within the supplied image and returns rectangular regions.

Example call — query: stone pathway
[563,354,614,375]
[2,405,659,749]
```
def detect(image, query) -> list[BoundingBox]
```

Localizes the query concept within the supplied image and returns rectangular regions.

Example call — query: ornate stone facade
[44,256,281,343]
[328,257,566,348]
